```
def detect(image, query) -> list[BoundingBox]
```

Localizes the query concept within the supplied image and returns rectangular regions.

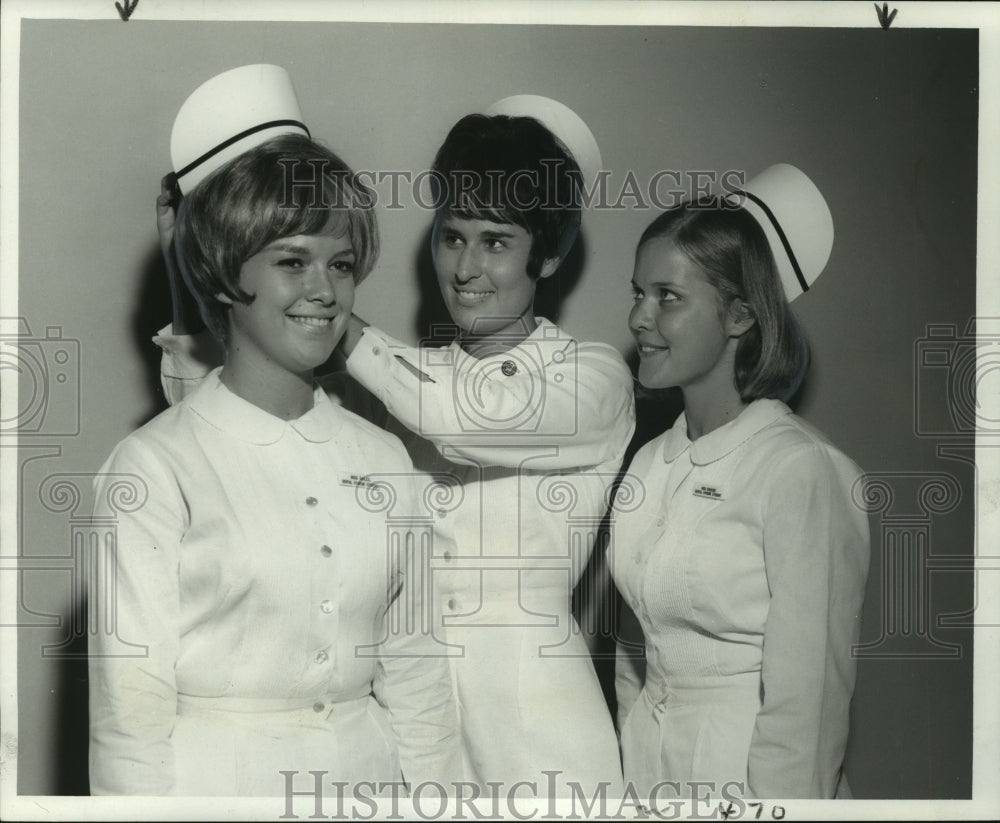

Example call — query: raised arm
[748,444,870,798]
[88,438,186,795]
[346,326,636,471]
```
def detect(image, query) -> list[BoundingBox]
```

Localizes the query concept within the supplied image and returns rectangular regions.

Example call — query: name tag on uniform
[340,473,378,489]
[693,484,723,500]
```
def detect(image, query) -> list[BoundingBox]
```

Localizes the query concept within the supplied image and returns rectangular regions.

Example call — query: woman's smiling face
[433,214,557,345]
[628,237,737,393]
[223,231,357,378]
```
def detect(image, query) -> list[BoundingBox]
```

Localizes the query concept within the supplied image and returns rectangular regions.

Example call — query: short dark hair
[175,133,378,341]
[637,200,809,402]
[430,113,581,278]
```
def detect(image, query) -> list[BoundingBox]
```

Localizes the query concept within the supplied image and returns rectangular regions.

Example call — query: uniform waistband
[177,692,371,716]
[641,671,761,708]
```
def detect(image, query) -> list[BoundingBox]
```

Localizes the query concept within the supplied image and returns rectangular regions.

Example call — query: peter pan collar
[449,317,575,365]
[184,368,343,445]
[659,398,791,465]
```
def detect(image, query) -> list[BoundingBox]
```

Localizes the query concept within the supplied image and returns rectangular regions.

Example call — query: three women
[93,63,869,801]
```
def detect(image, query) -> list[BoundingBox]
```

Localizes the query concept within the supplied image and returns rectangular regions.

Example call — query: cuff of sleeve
[153,324,217,380]
[345,326,406,406]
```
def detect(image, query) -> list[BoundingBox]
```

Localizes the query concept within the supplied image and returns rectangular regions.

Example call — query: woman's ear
[538,257,560,280]
[726,299,756,338]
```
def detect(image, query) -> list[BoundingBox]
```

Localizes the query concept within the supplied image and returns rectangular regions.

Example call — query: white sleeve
[346,325,636,470]
[88,438,186,795]
[152,324,222,405]
[370,468,462,789]
[748,445,870,799]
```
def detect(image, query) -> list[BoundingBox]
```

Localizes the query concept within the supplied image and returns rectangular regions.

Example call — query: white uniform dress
[610,399,869,800]
[89,370,460,796]
[156,319,636,797]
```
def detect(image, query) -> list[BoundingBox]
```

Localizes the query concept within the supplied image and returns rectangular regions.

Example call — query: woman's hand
[157,173,180,255]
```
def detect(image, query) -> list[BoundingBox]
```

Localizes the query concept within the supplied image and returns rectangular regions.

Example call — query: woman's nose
[304,264,336,303]
[455,247,480,282]
[629,299,652,332]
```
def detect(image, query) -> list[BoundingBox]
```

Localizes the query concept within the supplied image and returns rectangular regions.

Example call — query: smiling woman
[87,65,461,797]
[433,216,559,353]
[612,168,869,800]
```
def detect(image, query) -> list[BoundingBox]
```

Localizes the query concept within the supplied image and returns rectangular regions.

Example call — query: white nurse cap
[170,64,310,195]
[484,94,603,190]
[725,163,834,302]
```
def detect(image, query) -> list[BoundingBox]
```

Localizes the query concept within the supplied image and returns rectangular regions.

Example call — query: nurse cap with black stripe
[170,64,310,195]
[725,164,834,302]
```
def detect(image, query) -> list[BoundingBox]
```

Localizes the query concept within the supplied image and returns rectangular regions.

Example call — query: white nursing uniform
[156,319,636,797]
[345,320,635,796]
[610,399,869,800]
[89,370,460,796]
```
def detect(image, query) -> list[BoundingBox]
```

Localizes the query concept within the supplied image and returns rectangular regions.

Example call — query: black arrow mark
[116,0,139,21]
[875,2,897,30]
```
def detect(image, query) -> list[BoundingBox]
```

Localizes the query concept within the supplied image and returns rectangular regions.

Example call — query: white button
[656,517,665,527]
[306,497,318,507]
[315,650,329,664]
[443,551,452,562]
[372,346,381,356]
[313,702,325,713]
[320,600,334,614]
[320,545,333,557]
[447,599,457,611]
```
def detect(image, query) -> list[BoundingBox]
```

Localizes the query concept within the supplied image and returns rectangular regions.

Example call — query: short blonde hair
[176,133,378,341]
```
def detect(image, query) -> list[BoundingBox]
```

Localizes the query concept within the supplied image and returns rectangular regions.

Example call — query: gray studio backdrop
[13,20,977,797]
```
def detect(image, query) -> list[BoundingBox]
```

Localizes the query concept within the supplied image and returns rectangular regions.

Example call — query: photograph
[1,1,997,820]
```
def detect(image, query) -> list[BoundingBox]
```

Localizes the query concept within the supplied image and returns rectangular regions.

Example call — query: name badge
[692,484,723,500]
[340,473,378,489]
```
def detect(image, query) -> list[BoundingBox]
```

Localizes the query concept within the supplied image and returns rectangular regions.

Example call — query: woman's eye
[443,233,463,247]
[631,289,643,303]
[485,239,504,251]
[278,257,305,270]
[658,289,678,303]
[331,260,356,275]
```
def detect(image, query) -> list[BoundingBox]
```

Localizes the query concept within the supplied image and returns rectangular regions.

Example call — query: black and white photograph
[1,1,997,820]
